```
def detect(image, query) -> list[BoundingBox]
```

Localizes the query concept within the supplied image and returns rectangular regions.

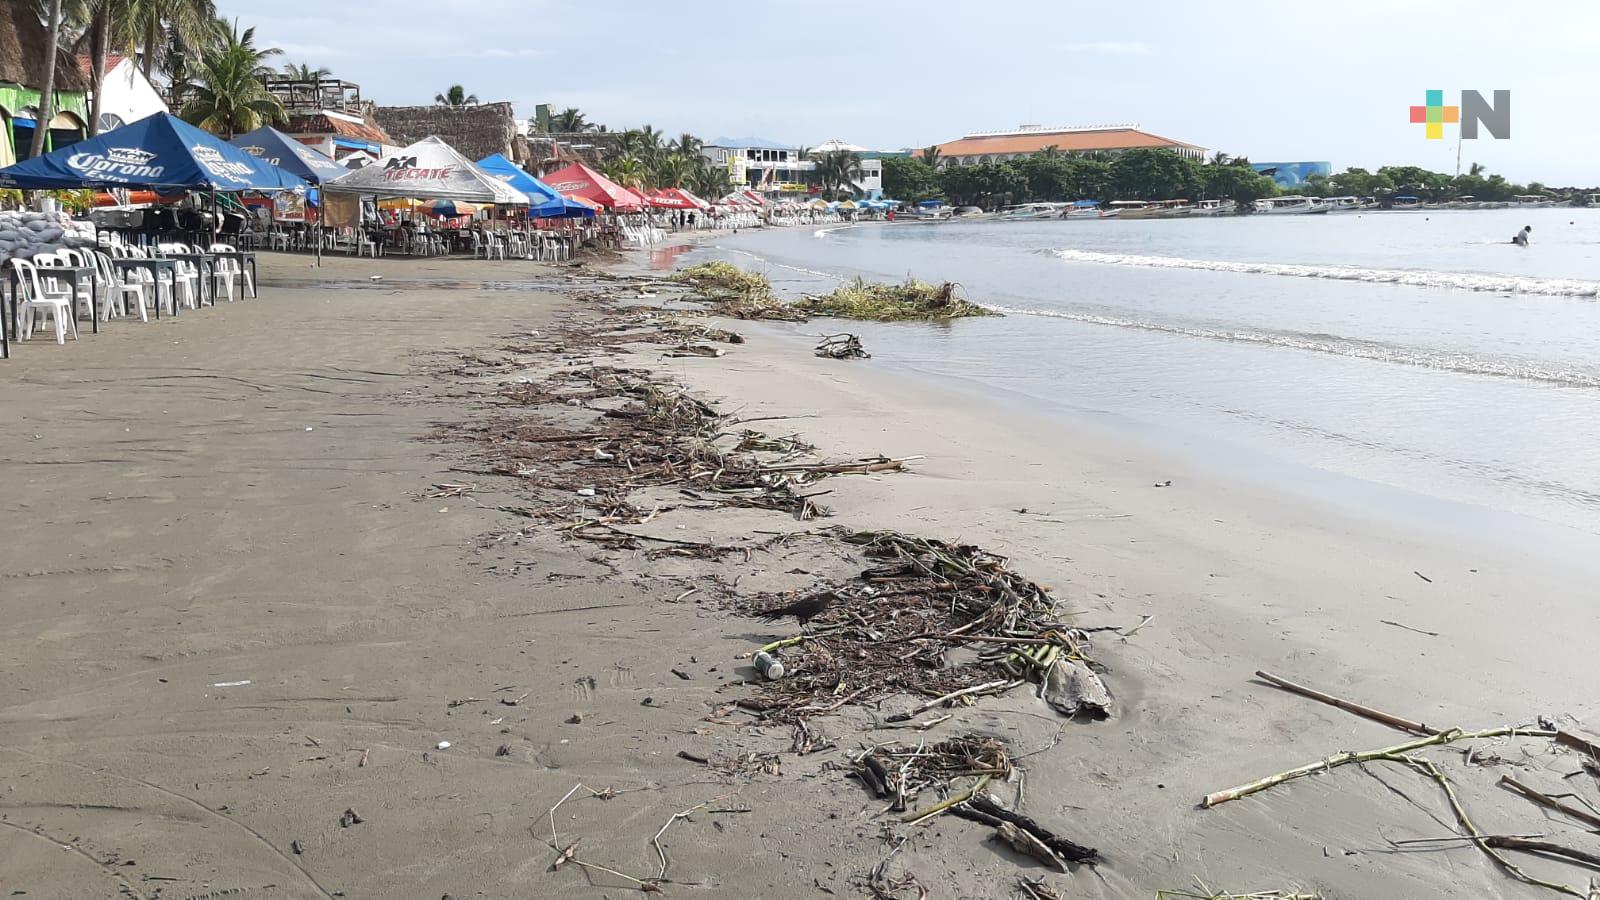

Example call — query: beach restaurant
[322,135,550,258]
[0,112,306,358]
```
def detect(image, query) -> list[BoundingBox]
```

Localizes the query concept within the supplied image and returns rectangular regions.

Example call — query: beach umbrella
[0,112,307,192]
[421,199,478,217]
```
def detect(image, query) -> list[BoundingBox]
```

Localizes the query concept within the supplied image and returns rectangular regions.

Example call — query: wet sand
[2,251,1598,898]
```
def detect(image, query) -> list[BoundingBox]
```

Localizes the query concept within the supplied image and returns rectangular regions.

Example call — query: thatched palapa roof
[371,101,524,164]
[0,0,91,93]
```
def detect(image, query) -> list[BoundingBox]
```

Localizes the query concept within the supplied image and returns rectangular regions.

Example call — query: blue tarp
[0,113,308,192]
[475,153,594,218]
[230,126,346,185]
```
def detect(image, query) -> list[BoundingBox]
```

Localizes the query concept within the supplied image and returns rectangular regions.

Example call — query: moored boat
[1253,196,1328,215]
[999,202,1066,221]
[1189,199,1238,216]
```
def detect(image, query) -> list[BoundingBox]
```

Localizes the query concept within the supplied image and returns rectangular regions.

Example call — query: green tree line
[884,149,1281,209]
[886,148,1569,209]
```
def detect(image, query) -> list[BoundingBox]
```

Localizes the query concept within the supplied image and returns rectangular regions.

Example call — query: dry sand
[2,250,1598,899]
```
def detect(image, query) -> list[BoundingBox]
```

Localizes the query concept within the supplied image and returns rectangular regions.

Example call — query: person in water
[1512,225,1532,246]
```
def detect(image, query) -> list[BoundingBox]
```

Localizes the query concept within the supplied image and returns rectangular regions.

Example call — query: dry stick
[1382,753,1584,898]
[902,774,993,825]
[1200,727,1555,809]
[1484,836,1600,870]
[1254,669,1441,736]
[886,679,1020,723]
[1500,775,1600,831]
[652,794,734,879]
[1557,731,1600,759]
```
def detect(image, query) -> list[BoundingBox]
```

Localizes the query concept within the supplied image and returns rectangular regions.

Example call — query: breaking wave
[984,304,1600,389]
[1047,248,1600,298]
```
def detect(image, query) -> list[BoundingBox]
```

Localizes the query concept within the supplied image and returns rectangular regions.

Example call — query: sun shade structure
[474,153,593,217]
[646,188,709,210]
[326,136,528,204]
[230,126,347,185]
[0,112,307,192]
[539,162,644,211]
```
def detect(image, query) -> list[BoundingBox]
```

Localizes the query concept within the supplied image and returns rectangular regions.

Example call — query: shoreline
[1,249,1595,897]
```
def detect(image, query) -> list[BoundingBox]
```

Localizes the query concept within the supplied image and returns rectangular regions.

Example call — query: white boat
[999,202,1066,221]
[1514,194,1557,208]
[1189,199,1237,216]
[1322,196,1365,213]
[1063,200,1112,219]
[1110,199,1190,219]
[1253,196,1328,215]
[1390,195,1423,210]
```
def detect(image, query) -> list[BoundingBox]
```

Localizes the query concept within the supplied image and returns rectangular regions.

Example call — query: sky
[222,0,1600,185]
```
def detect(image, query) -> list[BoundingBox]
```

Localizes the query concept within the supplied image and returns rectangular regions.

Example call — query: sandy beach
[3,249,1599,899]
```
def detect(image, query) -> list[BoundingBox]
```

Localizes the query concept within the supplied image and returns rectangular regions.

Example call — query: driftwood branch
[1254,669,1440,736]
[1499,775,1600,831]
[1201,727,1555,809]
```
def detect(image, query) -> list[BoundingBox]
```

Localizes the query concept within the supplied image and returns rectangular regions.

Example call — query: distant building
[701,137,884,196]
[919,124,1207,167]
[253,74,393,165]
[0,0,90,166]
[80,55,166,134]
[1249,161,1332,189]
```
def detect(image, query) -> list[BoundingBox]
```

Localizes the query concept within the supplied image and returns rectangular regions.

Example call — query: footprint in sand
[607,661,635,688]
[569,675,597,701]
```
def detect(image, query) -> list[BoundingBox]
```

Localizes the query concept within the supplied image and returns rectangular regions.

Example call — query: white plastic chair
[10,258,78,344]
[94,250,147,322]
[210,243,251,299]
[157,243,203,308]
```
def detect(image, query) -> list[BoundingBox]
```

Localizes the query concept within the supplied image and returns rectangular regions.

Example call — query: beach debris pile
[814,333,870,359]
[852,735,1098,872]
[463,360,918,535]
[734,530,1111,724]
[1203,670,1600,898]
[799,276,995,322]
[670,261,997,323]
[1156,883,1324,900]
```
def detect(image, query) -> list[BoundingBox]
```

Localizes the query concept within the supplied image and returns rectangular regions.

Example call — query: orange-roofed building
[917,124,1207,167]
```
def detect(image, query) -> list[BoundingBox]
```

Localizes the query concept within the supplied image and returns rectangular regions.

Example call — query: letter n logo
[1461,90,1511,139]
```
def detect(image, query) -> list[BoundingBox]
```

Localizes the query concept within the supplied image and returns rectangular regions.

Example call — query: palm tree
[601,154,646,190]
[653,153,694,189]
[126,0,218,83]
[282,61,331,80]
[28,0,67,158]
[550,107,590,133]
[921,145,943,169]
[688,160,731,200]
[814,150,864,196]
[1037,145,1063,161]
[673,132,702,155]
[434,84,478,107]
[179,18,284,137]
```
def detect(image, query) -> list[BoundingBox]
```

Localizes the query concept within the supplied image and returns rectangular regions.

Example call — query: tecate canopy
[326,136,529,204]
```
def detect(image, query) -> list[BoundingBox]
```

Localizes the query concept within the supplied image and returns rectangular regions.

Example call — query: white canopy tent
[326,135,529,204]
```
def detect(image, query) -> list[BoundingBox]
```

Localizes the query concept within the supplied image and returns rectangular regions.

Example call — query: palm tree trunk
[29,0,64,159]
[143,16,157,83]
[88,11,108,136]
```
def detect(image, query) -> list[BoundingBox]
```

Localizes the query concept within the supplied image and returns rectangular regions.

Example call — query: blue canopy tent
[0,113,307,193]
[475,153,593,218]
[230,126,345,186]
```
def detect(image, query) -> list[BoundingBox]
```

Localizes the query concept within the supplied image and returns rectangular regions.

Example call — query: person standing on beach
[1512,224,1532,246]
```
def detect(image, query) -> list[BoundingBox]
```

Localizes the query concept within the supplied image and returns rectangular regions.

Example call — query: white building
[86,55,168,133]
[701,136,883,197]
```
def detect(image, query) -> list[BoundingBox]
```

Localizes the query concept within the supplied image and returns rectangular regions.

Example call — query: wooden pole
[1255,670,1440,736]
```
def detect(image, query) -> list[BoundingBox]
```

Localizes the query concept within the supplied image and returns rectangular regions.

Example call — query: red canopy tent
[646,188,709,210]
[541,162,644,211]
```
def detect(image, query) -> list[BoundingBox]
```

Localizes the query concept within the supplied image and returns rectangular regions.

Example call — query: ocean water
[671,209,1600,542]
